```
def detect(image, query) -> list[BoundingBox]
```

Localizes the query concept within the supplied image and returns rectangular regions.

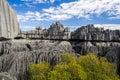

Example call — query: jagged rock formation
[71,24,120,41]
[18,23,120,41]
[18,22,70,39]
[0,40,74,80]
[0,40,120,80]
[48,22,70,39]
[0,0,19,39]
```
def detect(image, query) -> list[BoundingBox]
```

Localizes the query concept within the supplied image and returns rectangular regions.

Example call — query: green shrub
[28,53,120,80]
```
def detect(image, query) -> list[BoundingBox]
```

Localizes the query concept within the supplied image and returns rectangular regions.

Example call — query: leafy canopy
[28,53,120,80]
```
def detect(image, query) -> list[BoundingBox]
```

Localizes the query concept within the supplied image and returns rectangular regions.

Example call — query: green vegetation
[28,53,120,80]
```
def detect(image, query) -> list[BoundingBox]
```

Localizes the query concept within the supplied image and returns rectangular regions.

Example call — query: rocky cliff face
[0,40,120,80]
[71,24,120,41]
[0,0,19,39]
[0,40,74,80]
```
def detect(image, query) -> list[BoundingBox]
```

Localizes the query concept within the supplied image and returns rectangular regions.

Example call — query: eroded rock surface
[0,40,74,80]
[0,40,120,80]
[0,0,19,39]
[71,24,120,41]
[18,22,70,39]
[0,72,17,80]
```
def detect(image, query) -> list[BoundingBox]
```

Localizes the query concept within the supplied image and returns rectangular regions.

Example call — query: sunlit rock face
[18,22,71,40]
[71,24,120,41]
[0,40,75,80]
[48,22,71,39]
[0,40,120,80]
[0,0,19,39]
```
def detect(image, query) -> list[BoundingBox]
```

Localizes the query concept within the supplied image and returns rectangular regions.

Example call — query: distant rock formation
[0,0,19,39]
[71,24,120,41]
[48,22,70,39]
[17,23,120,41]
[18,22,70,39]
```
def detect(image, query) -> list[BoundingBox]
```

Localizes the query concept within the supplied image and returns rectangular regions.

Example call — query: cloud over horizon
[95,24,120,30]
[18,0,120,22]
[21,0,56,4]
[20,24,120,31]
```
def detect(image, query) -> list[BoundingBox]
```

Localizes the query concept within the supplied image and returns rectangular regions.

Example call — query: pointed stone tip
[86,24,94,27]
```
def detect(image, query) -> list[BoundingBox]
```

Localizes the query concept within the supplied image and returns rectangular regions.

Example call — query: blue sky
[7,0,120,31]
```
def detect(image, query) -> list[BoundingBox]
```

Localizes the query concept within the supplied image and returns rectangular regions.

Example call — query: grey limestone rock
[0,40,120,80]
[0,0,19,39]
[0,72,17,80]
[18,22,71,39]
[0,40,74,80]
[71,24,120,41]
[48,22,70,39]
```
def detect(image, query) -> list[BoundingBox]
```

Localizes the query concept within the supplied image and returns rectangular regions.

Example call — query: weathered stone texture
[0,40,74,80]
[0,0,19,39]
[0,40,120,80]
[48,22,70,39]
[18,22,70,39]
[71,24,120,41]
[18,23,120,41]
[0,72,17,80]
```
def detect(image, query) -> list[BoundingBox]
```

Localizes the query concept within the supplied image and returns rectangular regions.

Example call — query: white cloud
[33,0,47,4]
[18,10,72,22]
[44,14,72,20]
[109,15,120,19]
[20,24,120,31]
[21,0,56,4]
[17,11,43,22]
[50,0,55,3]
[65,26,80,31]
[43,0,120,20]
[18,0,120,22]
[24,3,35,7]
[95,24,120,30]
[20,25,36,31]
[12,4,23,7]
[13,4,17,7]
[66,24,120,32]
